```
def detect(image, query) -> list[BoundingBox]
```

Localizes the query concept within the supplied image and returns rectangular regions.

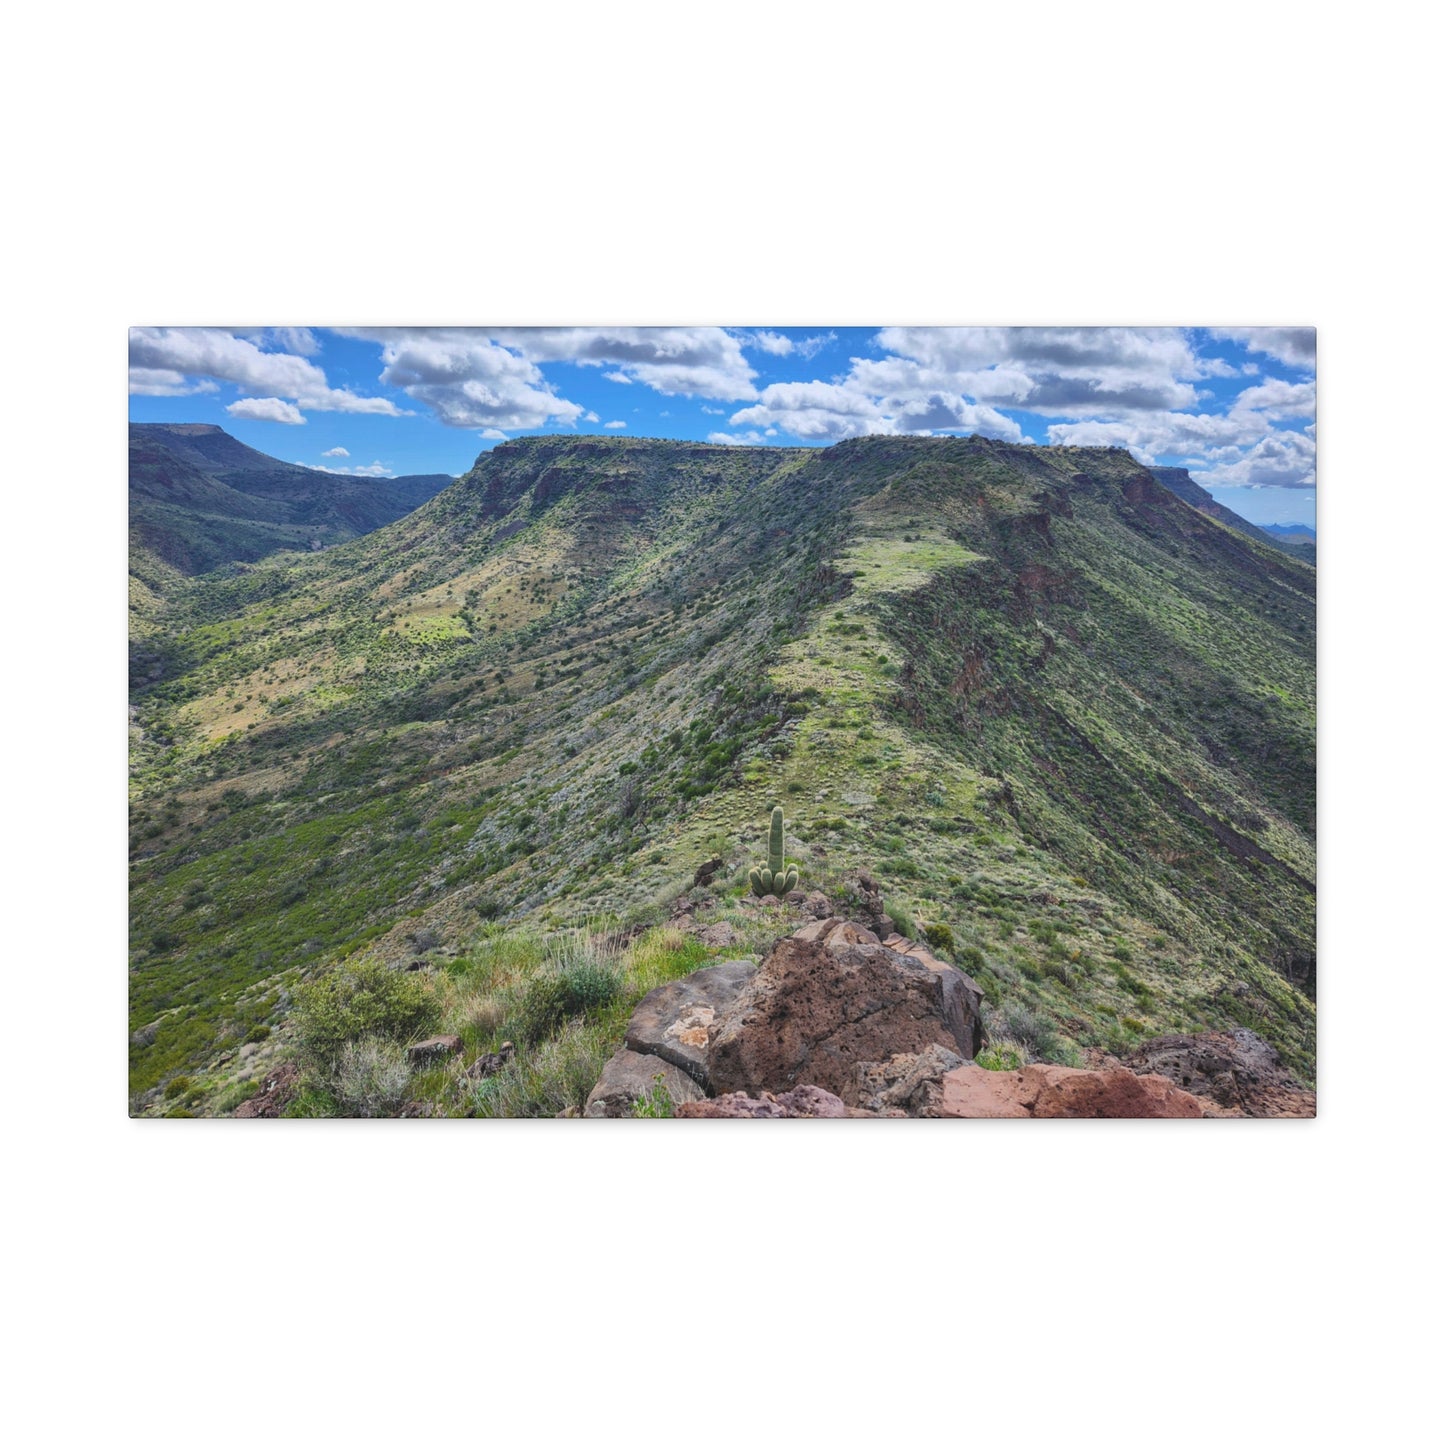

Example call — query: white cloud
[322,445,350,458]
[338,328,584,430]
[479,429,509,441]
[1210,327,1316,371]
[487,327,758,401]
[708,431,777,446]
[604,371,632,384]
[793,331,836,360]
[1202,429,1316,488]
[128,327,404,415]
[583,411,600,423]
[731,374,1023,443]
[604,420,626,429]
[303,459,395,478]
[1231,376,1316,419]
[745,330,794,355]
[127,368,220,397]
[228,397,305,424]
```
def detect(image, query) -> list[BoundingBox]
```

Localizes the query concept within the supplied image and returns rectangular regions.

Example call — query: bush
[334,1037,412,1117]
[923,922,956,954]
[292,957,440,1069]
[243,1024,271,1044]
[515,962,622,1044]
[976,1042,1026,1072]
[163,1075,192,1100]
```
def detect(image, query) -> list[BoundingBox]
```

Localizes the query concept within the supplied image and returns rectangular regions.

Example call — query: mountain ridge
[127,432,1316,1113]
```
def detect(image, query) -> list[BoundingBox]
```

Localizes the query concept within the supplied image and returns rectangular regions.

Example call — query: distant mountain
[128,434,1316,1108]
[1258,523,1317,545]
[130,423,452,580]
[1147,467,1316,564]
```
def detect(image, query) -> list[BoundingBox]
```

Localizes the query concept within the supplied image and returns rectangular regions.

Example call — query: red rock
[936,1063,1206,1118]
[707,934,985,1102]
[1123,1029,1315,1117]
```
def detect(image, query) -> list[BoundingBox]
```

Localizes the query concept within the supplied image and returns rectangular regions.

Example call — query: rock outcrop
[935,1063,1206,1118]
[706,932,985,1104]
[622,959,757,1086]
[1123,1029,1315,1117]
[584,1049,705,1117]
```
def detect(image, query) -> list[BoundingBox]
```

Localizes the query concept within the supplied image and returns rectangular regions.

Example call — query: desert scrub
[514,962,622,1044]
[334,1036,412,1117]
[292,956,440,1069]
[466,1021,614,1118]
[632,1073,677,1117]
[976,1041,1026,1072]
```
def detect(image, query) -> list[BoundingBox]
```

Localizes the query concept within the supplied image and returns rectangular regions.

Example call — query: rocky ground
[582,887,1316,1120]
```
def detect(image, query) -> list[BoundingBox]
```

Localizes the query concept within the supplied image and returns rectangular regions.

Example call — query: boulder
[697,921,738,949]
[678,1085,854,1119]
[693,857,724,888]
[584,1049,705,1117]
[855,1045,964,1115]
[624,958,758,1086]
[407,1035,463,1067]
[791,918,879,950]
[936,1063,1206,1118]
[465,1041,516,1080]
[706,935,985,1103]
[804,891,833,920]
[1123,1029,1315,1117]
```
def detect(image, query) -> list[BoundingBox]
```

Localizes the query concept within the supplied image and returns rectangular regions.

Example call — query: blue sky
[129,326,1316,526]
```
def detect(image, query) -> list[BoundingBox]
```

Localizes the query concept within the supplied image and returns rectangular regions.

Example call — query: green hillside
[127,434,1316,1113]
[129,422,452,580]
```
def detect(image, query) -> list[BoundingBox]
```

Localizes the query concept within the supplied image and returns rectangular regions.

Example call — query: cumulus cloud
[337,328,584,430]
[1203,428,1316,489]
[303,459,395,478]
[127,368,220,397]
[708,430,777,446]
[1231,376,1316,419]
[604,420,626,429]
[730,373,1023,443]
[228,397,305,424]
[583,411,600,423]
[322,446,350,457]
[604,371,632,384]
[745,330,794,355]
[487,327,758,401]
[1210,327,1316,371]
[129,328,404,415]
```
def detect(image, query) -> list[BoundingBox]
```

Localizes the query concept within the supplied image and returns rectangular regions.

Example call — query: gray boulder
[623,958,758,1086]
[584,1049,705,1117]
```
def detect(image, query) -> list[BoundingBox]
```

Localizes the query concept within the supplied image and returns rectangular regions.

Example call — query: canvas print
[128,327,1316,1119]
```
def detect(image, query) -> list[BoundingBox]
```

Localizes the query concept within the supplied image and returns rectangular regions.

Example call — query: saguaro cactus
[749,805,799,897]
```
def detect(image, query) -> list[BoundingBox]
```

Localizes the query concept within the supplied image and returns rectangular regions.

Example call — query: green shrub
[163,1075,192,1099]
[515,962,622,1044]
[334,1037,412,1117]
[243,1024,271,1044]
[292,957,440,1068]
[976,1042,1026,1072]
[923,922,956,954]
[631,1073,677,1118]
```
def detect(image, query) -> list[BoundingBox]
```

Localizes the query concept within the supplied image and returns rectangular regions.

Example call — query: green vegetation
[749,805,799,897]
[129,433,1315,1113]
